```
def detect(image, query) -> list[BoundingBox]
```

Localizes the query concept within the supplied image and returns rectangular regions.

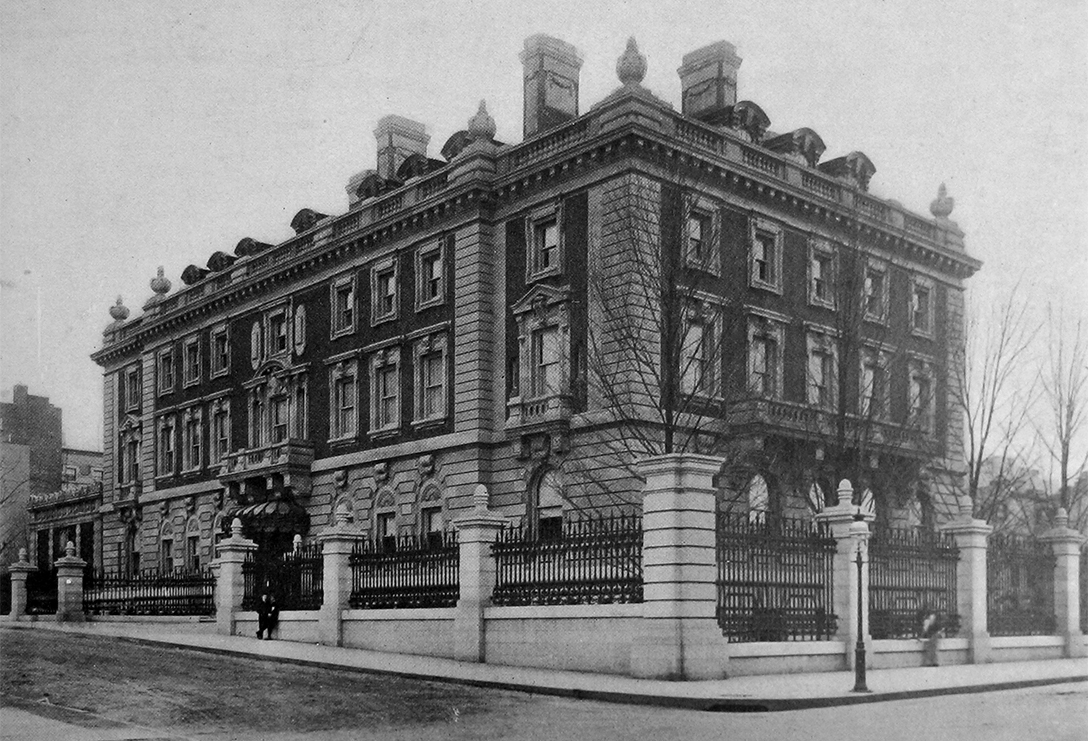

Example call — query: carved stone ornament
[109,296,130,323]
[185,495,196,515]
[616,37,647,86]
[334,468,348,489]
[929,182,954,219]
[467,99,497,141]
[160,500,169,518]
[374,461,389,484]
[418,454,435,478]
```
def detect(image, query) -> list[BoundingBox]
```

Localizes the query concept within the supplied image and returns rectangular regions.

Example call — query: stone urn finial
[467,99,496,141]
[150,265,172,296]
[616,37,647,86]
[65,541,76,558]
[335,508,351,526]
[231,517,243,538]
[109,295,130,322]
[17,547,28,564]
[836,479,853,506]
[1055,507,1070,529]
[293,534,302,551]
[929,182,954,219]
[473,484,489,512]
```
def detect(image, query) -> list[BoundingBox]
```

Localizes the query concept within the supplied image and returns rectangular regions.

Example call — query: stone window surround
[369,345,402,437]
[208,396,231,465]
[863,258,889,325]
[745,307,787,398]
[265,302,292,359]
[182,334,201,388]
[124,365,141,411]
[749,216,783,294]
[412,331,449,427]
[180,404,204,474]
[329,272,357,339]
[370,256,399,327]
[117,416,141,484]
[155,413,177,479]
[804,323,839,408]
[414,237,447,311]
[910,275,935,338]
[681,299,723,399]
[326,351,361,442]
[858,343,892,420]
[683,193,721,276]
[156,345,175,396]
[807,238,837,310]
[525,200,564,283]
[511,286,572,404]
[907,354,937,435]
[210,323,230,379]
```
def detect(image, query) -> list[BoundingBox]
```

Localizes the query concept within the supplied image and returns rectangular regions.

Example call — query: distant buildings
[1,385,102,570]
[92,35,979,574]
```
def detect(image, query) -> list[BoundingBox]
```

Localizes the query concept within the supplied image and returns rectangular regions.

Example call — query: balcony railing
[219,439,314,491]
[28,482,103,510]
[506,392,573,432]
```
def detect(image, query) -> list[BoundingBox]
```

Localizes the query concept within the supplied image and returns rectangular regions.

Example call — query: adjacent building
[91,36,979,574]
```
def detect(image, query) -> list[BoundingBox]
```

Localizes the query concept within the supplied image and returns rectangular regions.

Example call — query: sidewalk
[4,621,1086,712]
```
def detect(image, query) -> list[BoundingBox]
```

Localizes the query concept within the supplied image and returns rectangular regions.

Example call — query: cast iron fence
[0,572,10,615]
[243,543,324,611]
[715,511,838,642]
[491,513,643,606]
[349,531,460,609]
[987,533,1056,636]
[83,567,216,616]
[26,568,57,615]
[868,526,961,639]
[1081,547,1088,635]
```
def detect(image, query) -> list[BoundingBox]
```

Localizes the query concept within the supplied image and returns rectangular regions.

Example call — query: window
[535,469,564,540]
[250,321,263,369]
[530,326,560,397]
[210,402,230,464]
[330,361,358,440]
[63,466,77,482]
[377,511,397,552]
[416,242,445,309]
[330,275,356,338]
[293,383,308,439]
[864,264,887,321]
[123,438,140,483]
[372,354,400,431]
[211,325,230,377]
[183,337,200,386]
[250,394,265,447]
[910,361,935,432]
[158,416,176,476]
[860,351,888,418]
[421,506,443,549]
[681,316,717,395]
[157,347,175,394]
[269,312,288,355]
[182,410,202,471]
[532,218,559,274]
[808,347,834,408]
[750,220,782,291]
[186,536,200,571]
[371,260,398,324]
[911,280,933,335]
[125,367,141,410]
[271,396,289,442]
[414,335,448,424]
[160,539,174,573]
[750,335,776,396]
[91,467,103,481]
[686,212,710,263]
[810,245,835,307]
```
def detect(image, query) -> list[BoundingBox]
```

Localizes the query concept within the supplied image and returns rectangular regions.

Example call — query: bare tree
[952,287,1038,520]
[1037,307,1088,514]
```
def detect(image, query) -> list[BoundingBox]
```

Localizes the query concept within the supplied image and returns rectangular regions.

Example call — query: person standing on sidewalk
[256,591,279,640]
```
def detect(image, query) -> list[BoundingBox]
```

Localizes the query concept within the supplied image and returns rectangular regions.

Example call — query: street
[1,627,1085,741]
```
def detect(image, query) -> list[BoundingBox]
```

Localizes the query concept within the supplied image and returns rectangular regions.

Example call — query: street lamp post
[852,536,869,693]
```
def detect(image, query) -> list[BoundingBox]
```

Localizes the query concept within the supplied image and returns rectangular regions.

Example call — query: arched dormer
[207,251,237,272]
[181,264,210,286]
[289,208,329,235]
[354,173,400,202]
[235,237,275,257]
[731,100,771,144]
[818,151,876,192]
[395,152,445,181]
[764,127,826,168]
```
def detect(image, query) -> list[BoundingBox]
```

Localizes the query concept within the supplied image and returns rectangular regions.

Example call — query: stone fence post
[55,541,87,623]
[940,507,993,663]
[318,511,363,647]
[815,480,873,670]
[8,548,34,620]
[212,518,257,636]
[452,485,508,663]
[630,454,727,680]
[1040,508,1087,658]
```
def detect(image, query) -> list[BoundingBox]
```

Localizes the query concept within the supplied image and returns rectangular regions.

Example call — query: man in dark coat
[256,591,279,640]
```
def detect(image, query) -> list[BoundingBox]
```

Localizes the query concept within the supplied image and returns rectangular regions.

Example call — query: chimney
[520,34,583,139]
[374,115,429,181]
[677,41,742,125]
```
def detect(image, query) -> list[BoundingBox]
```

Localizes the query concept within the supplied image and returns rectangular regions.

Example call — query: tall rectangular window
[159,418,175,475]
[125,439,139,483]
[530,326,560,397]
[160,539,174,573]
[750,335,777,397]
[912,283,932,334]
[158,348,175,393]
[686,213,709,262]
[376,364,399,429]
[333,373,357,439]
[271,396,289,442]
[811,251,834,305]
[532,218,559,274]
[269,313,288,354]
[865,267,886,320]
[331,276,355,337]
[750,225,781,290]
[417,246,444,307]
[211,326,229,376]
[861,355,886,418]
[808,349,833,407]
[377,512,397,552]
[375,267,397,320]
[186,536,200,571]
[251,396,264,447]
[211,406,230,464]
[421,506,443,549]
[126,367,140,410]
[183,338,200,385]
[419,350,445,420]
[910,372,933,431]
[184,414,201,471]
[681,320,715,395]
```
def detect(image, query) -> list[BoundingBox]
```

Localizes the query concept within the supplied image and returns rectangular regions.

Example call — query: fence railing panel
[243,543,324,611]
[868,526,960,639]
[83,568,215,616]
[716,511,837,642]
[349,532,459,609]
[25,568,57,615]
[491,514,643,607]
[0,572,10,615]
[987,534,1056,636]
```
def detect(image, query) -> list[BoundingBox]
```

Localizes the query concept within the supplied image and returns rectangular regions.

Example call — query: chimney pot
[520,34,583,139]
[677,40,742,125]
[373,115,429,181]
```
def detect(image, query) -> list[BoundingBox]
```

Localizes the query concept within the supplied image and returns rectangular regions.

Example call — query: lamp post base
[852,644,870,693]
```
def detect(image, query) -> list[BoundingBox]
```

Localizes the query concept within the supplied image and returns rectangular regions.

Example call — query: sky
[1,0,1086,453]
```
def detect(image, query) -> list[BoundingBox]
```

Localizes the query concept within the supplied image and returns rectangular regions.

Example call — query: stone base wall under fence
[235,611,320,644]
[872,639,970,669]
[726,641,847,676]
[342,609,456,659]
[483,604,642,675]
[989,636,1067,663]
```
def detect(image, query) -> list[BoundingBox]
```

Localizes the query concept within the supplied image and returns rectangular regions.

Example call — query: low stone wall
[87,615,218,635]
[727,641,846,676]
[990,635,1066,663]
[342,608,456,658]
[235,610,320,643]
[483,604,643,675]
[872,638,970,669]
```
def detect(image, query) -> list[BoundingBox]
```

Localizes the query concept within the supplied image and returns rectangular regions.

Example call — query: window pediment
[511,284,571,319]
